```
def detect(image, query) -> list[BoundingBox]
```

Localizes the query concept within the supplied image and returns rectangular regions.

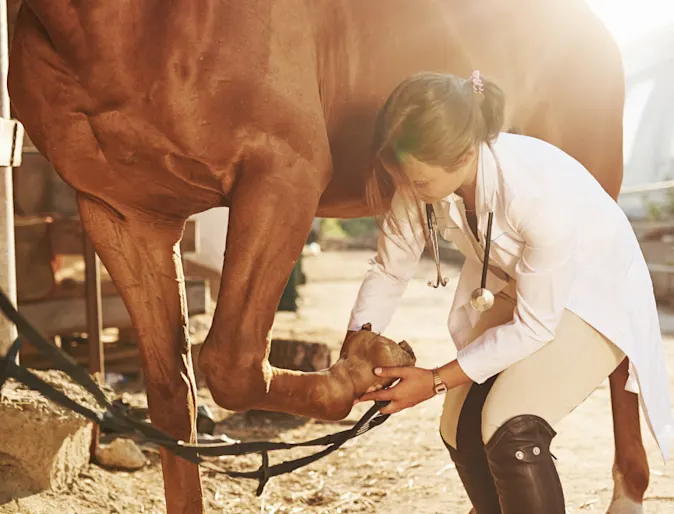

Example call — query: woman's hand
[354,366,435,415]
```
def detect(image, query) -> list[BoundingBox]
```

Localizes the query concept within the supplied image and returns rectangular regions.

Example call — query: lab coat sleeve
[348,193,427,333]
[456,193,577,384]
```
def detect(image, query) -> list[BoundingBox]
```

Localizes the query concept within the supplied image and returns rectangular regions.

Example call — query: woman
[347,70,672,513]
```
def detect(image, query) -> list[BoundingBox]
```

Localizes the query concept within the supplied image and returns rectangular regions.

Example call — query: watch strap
[432,368,448,395]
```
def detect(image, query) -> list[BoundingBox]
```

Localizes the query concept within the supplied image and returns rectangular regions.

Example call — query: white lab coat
[348,133,673,461]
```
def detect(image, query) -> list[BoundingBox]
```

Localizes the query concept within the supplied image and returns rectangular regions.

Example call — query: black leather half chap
[485,414,565,514]
[442,375,501,514]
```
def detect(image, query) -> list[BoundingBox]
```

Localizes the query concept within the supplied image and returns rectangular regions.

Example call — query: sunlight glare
[588,0,674,45]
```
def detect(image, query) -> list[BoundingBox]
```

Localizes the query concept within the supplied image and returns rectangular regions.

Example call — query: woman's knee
[481,394,541,445]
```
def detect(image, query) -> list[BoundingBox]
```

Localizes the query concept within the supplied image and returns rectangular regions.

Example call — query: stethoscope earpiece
[425,204,450,288]
[426,204,494,312]
[427,277,449,288]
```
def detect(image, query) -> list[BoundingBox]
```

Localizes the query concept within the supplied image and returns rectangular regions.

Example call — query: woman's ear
[454,147,477,169]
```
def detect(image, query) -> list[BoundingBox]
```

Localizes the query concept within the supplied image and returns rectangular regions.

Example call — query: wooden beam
[15,216,198,256]
[620,179,674,196]
[18,279,210,337]
[647,263,674,274]
[630,219,674,231]
[14,216,56,302]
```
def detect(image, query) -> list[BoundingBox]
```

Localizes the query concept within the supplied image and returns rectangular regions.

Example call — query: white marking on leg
[607,462,644,514]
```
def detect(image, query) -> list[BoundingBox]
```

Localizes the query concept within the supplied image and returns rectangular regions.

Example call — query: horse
[7,1,647,512]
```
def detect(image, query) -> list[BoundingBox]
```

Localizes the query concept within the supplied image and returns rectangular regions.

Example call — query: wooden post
[83,232,103,456]
[0,0,17,358]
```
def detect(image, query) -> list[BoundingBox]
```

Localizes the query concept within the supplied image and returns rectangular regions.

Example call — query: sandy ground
[1,249,673,513]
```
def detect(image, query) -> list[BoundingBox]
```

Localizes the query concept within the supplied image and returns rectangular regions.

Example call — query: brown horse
[8,0,648,512]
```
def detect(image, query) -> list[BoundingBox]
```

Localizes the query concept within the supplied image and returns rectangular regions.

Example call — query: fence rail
[620,180,674,195]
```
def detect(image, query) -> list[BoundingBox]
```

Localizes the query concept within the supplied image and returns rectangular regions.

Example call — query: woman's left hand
[355,366,435,415]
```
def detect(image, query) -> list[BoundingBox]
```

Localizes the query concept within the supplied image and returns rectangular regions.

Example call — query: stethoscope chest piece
[470,287,495,312]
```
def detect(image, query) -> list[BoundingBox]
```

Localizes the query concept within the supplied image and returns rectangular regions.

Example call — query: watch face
[435,383,448,395]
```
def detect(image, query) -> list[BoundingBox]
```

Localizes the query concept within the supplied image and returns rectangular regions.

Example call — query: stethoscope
[424,145,496,313]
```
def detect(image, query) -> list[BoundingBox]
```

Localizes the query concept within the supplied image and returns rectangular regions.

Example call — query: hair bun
[477,76,505,142]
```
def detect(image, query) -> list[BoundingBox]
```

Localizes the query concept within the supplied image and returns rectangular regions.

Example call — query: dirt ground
[1,250,673,513]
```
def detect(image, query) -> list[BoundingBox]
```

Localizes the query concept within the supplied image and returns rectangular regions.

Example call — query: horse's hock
[0,370,95,503]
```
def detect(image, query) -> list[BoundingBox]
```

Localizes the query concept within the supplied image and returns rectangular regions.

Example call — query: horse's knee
[199,345,269,411]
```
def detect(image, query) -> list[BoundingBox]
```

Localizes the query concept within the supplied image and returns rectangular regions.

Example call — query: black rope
[0,288,392,495]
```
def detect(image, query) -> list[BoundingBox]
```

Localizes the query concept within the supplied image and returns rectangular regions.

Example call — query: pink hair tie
[471,70,484,94]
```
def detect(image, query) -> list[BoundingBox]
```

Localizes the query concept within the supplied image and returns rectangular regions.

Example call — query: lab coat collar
[439,142,499,246]
[476,141,498,215]
[438,141,498,216]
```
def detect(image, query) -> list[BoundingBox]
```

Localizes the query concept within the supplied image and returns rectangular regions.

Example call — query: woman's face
[396,149,477,203]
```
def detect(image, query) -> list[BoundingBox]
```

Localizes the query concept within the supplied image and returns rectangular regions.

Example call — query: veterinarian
[347,70,673,513]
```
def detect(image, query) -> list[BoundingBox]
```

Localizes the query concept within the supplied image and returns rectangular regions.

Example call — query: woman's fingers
[379,401,405,415]
[356,387,396,404]
[373,366,412,379]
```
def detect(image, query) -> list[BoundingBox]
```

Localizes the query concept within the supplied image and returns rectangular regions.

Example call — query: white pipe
[0,0,17,357]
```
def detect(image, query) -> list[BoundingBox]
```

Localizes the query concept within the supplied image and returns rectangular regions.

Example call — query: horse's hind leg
[78,194,203,514]
[518,33,648,510]
[609,360,648,513]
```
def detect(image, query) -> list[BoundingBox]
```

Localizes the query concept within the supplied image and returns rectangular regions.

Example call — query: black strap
[0,289,110,406]
[0,287,392,495]
[0,337,22,390]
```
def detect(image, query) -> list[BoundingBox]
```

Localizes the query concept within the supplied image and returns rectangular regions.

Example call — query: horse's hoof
[606,498,643,514]
[338,327,416,393]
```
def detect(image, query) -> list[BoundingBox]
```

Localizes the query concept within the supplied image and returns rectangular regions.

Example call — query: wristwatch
[432,368,448,395]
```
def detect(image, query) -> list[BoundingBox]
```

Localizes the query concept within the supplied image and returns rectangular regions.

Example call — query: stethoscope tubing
[480,211,494,289]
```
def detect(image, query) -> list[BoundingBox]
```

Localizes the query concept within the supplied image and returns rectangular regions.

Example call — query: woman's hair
[366,71,506,248]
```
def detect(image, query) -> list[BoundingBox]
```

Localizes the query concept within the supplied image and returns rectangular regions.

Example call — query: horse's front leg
[198,139,414,420]
[78,195,203,514]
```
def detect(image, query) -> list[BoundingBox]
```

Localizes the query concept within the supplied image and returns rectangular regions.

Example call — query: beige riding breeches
[439,281,625,449]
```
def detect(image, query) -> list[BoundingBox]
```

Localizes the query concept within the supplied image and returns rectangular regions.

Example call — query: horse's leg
[564,123,649,514]
[608,360,649,513]
[78,195,203,514]
[566,117,649,513]
[198,140,414,420]
[517,42,648,510]
[197,141,342,417]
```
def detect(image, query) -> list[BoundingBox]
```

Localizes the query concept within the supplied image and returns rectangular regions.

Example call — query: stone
[95,438,147,470]
[0,370,95,503]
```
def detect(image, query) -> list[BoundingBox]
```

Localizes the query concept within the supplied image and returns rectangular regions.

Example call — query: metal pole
[0,0,18,358]
[83,231,103,456]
